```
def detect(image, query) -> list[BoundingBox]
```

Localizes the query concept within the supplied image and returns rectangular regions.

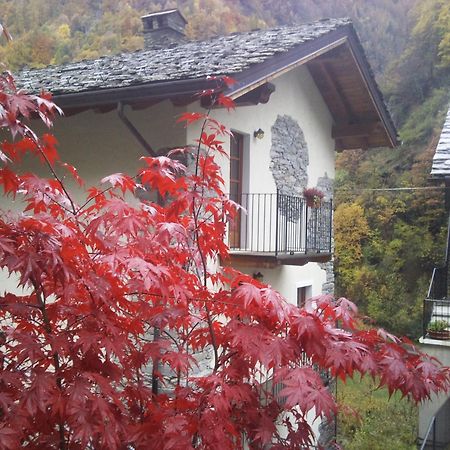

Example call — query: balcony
[227,193,332,267]
[422,267,450,342]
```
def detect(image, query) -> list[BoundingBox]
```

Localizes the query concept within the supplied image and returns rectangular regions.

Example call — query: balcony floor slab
[419,337,450,348]
[225,251,332,268]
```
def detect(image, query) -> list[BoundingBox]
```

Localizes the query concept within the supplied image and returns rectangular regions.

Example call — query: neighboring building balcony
[422,266,450,343]
[227,192,333,267]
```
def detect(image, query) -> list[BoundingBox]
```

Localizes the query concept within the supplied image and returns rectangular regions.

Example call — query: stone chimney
[141,9,187,50]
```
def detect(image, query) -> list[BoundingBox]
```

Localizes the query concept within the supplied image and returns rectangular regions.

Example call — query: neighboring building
[419,107,450,449]
[13,9,397,446]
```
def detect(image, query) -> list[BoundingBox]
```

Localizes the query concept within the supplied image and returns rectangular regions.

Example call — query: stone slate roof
[16,18,350,96]
[431,107,450,178]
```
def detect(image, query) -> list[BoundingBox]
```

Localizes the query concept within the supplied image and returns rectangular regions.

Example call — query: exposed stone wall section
[317,173,335,296]
[270,115,309,196]
[316,358,337,449]
[317,173,333,201]
[194,347,214,377]
[317,378,338,449]
[319,258,335,295]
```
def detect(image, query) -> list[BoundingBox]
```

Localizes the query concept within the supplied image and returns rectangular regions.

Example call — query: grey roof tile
[431,108,450,177]
[15,18,350,96]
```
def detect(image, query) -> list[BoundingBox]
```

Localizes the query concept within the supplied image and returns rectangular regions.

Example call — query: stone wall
[317,173,334,295]
[317,173,333,200]
[270,114,309,196]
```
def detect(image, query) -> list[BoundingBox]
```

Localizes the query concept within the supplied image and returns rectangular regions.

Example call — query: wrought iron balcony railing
[228,192,332,257]
[423,296,450,339]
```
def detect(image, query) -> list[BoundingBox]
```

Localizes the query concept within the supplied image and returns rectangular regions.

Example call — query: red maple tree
[0,72,449,449]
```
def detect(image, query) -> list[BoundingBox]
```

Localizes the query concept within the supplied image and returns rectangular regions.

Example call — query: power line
[335,186,446,193]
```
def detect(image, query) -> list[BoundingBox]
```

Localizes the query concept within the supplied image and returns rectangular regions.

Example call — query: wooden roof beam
[335,137,370,152]
[201,82,276,108]
[343,37,398,147]
[321,61,355,124]
[332,122,381,139]
[308,59,353,125]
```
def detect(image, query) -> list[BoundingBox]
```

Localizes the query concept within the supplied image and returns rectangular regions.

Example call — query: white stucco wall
[235,262,326,303]
[0,100,187,217]
[418,340,450,443]
[0,100,188,293]
[0,100,187,191]
[50,100,187,185]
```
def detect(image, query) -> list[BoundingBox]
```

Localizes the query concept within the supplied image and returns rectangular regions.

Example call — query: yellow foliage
[56,23,71,41]
[372,195,406,226]
[334,202,370,265]
[437,2,450,66]
[411,0,450,68]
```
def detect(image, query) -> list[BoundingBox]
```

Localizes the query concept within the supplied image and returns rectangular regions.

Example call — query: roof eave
[226,25,398,149]
[225,27,350,101]
[51,77,225,110]
[48,23,397,150]
[344,26,398,148]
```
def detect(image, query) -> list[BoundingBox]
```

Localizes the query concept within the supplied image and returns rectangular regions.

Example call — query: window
[296,282,312,308]
[297,286,307,308]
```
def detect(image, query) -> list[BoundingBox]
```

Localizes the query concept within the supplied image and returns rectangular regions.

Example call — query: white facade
[418,339,450,446]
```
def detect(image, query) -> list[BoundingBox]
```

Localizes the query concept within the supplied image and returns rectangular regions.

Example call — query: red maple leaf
[0,167,20,196]
[101,172,136,194]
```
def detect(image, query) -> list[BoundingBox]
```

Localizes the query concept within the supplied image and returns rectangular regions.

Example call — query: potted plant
[427,320,450,340]
[303,187,325,208]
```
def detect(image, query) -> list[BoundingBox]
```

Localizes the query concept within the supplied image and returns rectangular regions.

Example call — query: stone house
[13,9,397,445]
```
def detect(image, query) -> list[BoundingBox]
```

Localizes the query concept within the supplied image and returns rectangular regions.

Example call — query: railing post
[284,195,289,253]
[329,199,333,252]
[420,416,437,450]
[313,207,318,251]
[432,416,436,450]
[275,191,279,256]
[305,202,308,254]
[423,298,428,338]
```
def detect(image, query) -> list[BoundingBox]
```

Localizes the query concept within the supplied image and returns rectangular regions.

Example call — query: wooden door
[229,133,243,248]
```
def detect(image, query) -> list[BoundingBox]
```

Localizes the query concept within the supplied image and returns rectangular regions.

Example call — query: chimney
[141,9,187,50]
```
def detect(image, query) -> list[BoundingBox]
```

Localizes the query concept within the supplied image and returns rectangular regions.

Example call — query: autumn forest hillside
[1,0,450,337]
